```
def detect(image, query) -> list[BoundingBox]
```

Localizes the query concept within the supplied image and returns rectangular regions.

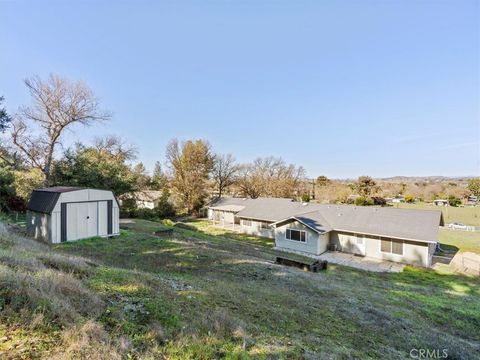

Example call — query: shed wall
[47,189,119,243]
[26,210,51,243]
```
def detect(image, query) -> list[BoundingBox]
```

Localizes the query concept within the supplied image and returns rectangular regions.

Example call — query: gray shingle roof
[293,210,333,233]
[209,197,443,243]
[295,205,443,243]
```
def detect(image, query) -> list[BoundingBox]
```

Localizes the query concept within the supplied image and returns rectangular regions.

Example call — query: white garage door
[66,202,99,241]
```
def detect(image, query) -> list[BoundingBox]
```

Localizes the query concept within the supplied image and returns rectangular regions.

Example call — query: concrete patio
[317,251,405,272]
[275,247,405,273]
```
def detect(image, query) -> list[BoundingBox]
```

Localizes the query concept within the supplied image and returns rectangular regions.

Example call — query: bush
[354,196,374,206]
[301,194,311,203]
[448,195,461,207]
[371,197,386,206]
[404,194,415,203]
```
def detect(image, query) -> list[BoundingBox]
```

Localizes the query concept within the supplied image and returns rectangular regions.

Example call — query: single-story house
[27,187,120,243]
[208,197,443,267]
[120,190,163,209]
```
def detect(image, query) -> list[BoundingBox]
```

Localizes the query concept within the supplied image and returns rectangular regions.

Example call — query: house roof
[235,198,306,222]
[209,197,443,243]
[272,204,443,243]
[292,210,333,233]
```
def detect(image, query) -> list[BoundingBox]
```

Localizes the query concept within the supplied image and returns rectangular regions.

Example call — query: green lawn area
[397,202,480,226]
[438,227,480,254]
[43,218,479,359]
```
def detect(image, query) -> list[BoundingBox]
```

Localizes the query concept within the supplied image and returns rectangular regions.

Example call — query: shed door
[66,202,99,241]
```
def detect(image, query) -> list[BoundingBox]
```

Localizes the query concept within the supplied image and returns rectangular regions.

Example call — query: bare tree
[11,74,111,185]
[236,156,306,199]
[93,135,136,161]
[211,153,239,198]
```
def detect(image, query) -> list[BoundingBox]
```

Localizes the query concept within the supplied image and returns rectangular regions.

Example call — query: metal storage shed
[26,187,120,243]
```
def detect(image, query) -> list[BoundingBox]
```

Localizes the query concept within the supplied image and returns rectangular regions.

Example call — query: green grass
[51,219,480,359]
[397,202,480,226]
[438,227,480,254]
[1,218,480,358]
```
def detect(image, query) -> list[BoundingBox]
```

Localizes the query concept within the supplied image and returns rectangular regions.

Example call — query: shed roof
[27,190,61,214]
[27,187,118,214]
[35,186,84,193]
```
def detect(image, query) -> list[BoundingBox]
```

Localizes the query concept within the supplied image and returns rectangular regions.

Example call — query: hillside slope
[0,220,479,359]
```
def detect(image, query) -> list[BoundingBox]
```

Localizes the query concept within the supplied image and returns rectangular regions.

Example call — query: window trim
[260,221,271,230]
[242,219,252,227]
[285,228,307,243]
[379,237,404,256]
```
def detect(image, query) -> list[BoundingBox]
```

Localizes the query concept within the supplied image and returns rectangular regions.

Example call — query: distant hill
[375,176,477,182]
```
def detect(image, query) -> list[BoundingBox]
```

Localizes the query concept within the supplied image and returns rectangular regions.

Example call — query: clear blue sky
[1,0,479,178]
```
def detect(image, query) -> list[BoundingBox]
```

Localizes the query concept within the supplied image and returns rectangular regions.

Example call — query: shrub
[404,194,415,203]
[371,197,386,206]
[354,196,374,206]
[448,195,461,207]
[301,194,311,203]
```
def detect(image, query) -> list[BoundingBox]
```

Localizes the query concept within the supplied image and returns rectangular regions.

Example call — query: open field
[1,219,479,359]
[397,202,480,226]
[438,228,480,254]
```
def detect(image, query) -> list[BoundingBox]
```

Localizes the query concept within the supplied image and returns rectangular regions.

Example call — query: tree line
[0,74,307,215]
[1,74,478,216]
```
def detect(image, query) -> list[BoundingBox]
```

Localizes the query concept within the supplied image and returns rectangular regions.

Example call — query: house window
[392,240,403,255]
[286,229,306,242]
[381,239,391,253]
[242,219,252,226]
[380,238,403,255]
[260,222,270,229]
[356,234,364,245]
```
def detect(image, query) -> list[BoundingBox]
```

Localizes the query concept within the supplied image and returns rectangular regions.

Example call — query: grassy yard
[438,228,480,254]
[397,202,480,226]
[1,219,479,359]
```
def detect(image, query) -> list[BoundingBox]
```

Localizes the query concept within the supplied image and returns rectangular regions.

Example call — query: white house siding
[26,211,50,243]
[330,231,431,267]
[210,210,236,226]
[240,219,274,239]
[274,220,329,256]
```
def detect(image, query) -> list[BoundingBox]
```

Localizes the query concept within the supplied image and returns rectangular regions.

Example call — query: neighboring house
[433,199,449,207]
[392,196,405,203]
[26,187,120,243]
[121,190,163,209]
[465,195,478,207]
[208,197,443,267]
